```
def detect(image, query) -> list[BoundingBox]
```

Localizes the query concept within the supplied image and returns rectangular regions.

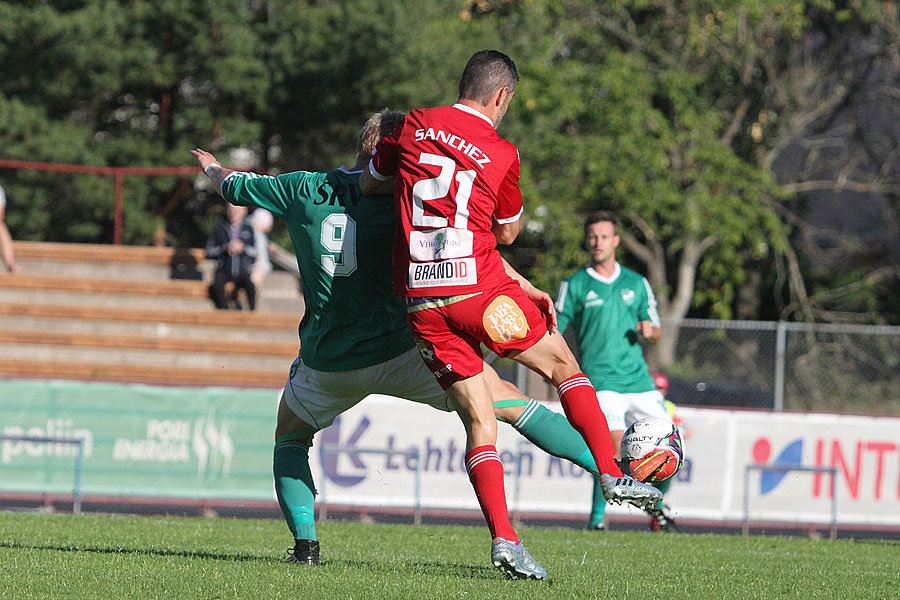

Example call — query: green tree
[1,0,896,329]
[446,1,787,364]
[0,0,453,246]
[452,0,899,343]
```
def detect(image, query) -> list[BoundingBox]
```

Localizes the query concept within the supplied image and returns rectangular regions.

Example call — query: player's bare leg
[508,329,580,383]
[447,372,547,580]
[447,373,498,450]
[274,393,320,565]
[447,373,515,541]
[274,394,315,444]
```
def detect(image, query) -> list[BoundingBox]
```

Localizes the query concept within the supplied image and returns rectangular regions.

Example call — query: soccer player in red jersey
[362,50,661,576]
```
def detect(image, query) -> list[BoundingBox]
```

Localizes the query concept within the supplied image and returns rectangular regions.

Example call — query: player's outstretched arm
[359,164,393,195]
[501,257,558,333]
[192,148,236,195]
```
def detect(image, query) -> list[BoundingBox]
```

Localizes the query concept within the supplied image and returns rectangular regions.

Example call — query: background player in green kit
[555,210,677,532]
[192,111,614,577]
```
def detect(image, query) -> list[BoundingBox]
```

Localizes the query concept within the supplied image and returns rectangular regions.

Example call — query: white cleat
[491,537,548,580]
[599,473,663,511]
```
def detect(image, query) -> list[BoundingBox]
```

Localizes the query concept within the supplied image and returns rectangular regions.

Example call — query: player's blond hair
[357,109,405,159]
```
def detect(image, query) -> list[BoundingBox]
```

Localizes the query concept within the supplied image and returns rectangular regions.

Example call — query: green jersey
[555,262,660,393]
[221,167,414,372]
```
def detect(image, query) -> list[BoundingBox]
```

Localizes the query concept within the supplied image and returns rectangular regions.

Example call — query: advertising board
[2,380,898,526]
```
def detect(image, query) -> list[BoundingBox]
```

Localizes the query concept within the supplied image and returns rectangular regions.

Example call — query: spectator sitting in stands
[0,183,21,273]
[249,208,273,293]
[206,203,257,310]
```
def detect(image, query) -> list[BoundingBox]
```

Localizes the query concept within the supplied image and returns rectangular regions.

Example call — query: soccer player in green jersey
[555,210,677,532]
[192,111,618,577]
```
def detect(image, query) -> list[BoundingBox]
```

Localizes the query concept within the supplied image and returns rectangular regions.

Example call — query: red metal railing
[0,159,199,244]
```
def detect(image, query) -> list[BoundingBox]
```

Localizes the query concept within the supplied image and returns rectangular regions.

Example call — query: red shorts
[405,280,549,389]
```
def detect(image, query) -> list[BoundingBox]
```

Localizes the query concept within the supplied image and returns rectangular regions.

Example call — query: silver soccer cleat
[599,473,663,511]
[490,537,548,580]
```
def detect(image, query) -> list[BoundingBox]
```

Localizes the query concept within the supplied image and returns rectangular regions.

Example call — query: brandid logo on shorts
[408,257,477,288]
[482,295,529,343]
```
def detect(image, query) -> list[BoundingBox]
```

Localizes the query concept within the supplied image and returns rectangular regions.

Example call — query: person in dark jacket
[206,203,257,310]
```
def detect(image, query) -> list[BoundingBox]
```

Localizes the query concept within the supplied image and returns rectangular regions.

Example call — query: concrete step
[257,294,304,314]
[1,286,213,311]
[1,342,291,371]
[18,257,172,280]
[0,274,304,313]
[2,242,304,386]
[0,312,299,343]
[0,359,285,388]
[0,329,298,357]
[18,257,302,294]
[256,270,303,294]
[13,241,203,264]
[0,272,209,297]
[1,286,304,314]
[13,241,302,293]
[0,301,299,331]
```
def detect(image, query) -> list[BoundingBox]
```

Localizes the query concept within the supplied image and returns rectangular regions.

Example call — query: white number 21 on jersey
[411,153,476,229]
[321,213,357,276]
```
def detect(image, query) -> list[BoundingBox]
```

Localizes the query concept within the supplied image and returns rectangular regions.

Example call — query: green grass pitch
[1,511,898,599]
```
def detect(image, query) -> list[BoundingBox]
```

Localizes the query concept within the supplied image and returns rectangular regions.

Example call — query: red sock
[557,373,623,477]
[465,445,517,543]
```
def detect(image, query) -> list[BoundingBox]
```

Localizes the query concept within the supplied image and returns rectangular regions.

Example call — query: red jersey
[369,104,523,297]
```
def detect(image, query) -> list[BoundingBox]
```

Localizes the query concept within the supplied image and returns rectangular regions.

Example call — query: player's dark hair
[458,50,518,105]
[357,109,405,159]
[582,210,619,250]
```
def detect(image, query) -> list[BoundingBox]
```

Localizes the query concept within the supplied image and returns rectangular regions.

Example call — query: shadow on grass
[326,557,496,579]
[848,539,900,547]
[0,540,503,579]
[0,539,271,563]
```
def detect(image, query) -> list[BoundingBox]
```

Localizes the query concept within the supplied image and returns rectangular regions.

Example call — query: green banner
[0,379,277,500]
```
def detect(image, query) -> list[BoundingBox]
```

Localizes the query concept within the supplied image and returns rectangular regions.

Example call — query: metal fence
[509,319,900,415]
[0,435,85,513]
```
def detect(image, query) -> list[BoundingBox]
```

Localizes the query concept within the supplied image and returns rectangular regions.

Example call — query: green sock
[589,477,607,528]
[509,399,607,530]
[273,440,317,541]
[510,399,599,477]
[653,477,672,511]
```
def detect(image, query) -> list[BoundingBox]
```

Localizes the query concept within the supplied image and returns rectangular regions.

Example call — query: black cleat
[646,505,678,532]
[285,539,320,565]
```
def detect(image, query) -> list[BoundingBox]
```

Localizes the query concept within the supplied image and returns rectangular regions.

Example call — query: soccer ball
[620,417,684,483]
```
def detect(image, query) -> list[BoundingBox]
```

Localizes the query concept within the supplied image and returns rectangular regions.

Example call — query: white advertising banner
[676,407,900,526]
[309,396,900,526]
